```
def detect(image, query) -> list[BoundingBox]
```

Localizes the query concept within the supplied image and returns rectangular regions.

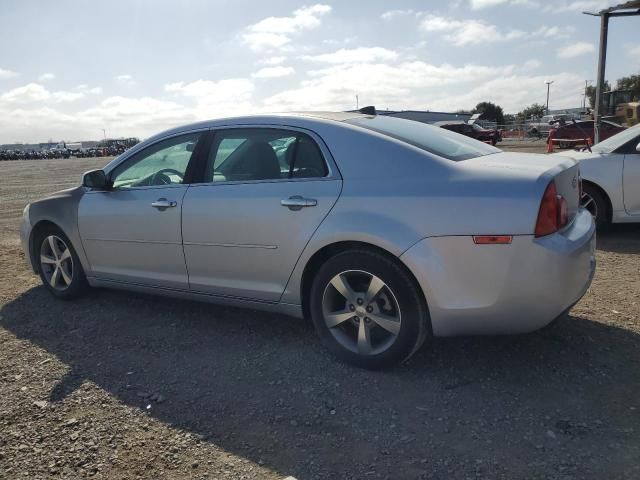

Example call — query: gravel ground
[1,157,639,479]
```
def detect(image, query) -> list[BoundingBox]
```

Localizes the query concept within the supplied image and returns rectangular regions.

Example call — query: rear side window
[204,128,328,183]
[347,116,500,161]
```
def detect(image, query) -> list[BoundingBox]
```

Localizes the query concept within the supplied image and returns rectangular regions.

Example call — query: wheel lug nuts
[357,298,364,305]
[366,305,373,313]
[353,316,360,322]
[364,317,371,323]
[349,304,355,311]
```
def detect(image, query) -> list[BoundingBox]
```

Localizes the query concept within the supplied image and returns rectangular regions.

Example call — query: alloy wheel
[40,235,73,290]
[321,270,402,355]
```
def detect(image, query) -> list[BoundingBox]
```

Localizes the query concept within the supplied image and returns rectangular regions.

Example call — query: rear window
[346,116,500,161]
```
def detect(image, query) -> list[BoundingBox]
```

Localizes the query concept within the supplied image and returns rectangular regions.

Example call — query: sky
[0,0,639,143]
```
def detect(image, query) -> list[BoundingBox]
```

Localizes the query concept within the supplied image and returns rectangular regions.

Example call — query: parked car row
[0,143,134,161]
[0,149,68,161]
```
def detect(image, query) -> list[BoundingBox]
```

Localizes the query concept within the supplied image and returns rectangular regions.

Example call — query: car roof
[145,111,371,141]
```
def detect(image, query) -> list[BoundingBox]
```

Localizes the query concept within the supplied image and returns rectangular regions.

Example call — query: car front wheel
[36,226,89,299]
[310,249,430,369]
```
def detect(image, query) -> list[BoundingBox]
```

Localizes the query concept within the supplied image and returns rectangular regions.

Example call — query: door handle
[151,198,177,210]
[281,195,317,211]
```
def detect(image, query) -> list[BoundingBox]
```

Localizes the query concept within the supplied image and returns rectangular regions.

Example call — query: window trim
[189,125,339,186]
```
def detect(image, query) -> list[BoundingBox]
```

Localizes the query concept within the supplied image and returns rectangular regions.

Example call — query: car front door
[78,131,205,289]
[623,137,640,215]
[181,127,341,302]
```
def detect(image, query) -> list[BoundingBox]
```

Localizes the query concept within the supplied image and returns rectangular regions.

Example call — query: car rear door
[181,126,341,302]
[78,131,206,289]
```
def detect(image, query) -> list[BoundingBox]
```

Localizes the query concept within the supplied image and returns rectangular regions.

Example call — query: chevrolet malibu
[20,112,596,369]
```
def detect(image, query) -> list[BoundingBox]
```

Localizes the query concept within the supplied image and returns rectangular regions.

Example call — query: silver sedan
[20,112,596,369]
[556,123,640,226]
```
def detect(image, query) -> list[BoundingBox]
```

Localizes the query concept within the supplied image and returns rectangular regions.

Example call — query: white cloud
[419,15,526,46]
[544,0,616,13]
[380,9,414,20]
[263,61,517,111]
[74,84,103,95]
[260,56,287,66]
[470,0,540,8]
[252,66,295,78]
[0,68,19,80]
[0,82,99,106]
[522,59,542,70]
[164,78,255,119]
[52,91,85,102]
[532,25,574,39]
[557,41,595,58]
[470,0,509,8]
[115,74,136,87]
[301,47,399,64]
[38,73,55,82]
[0,83,51,103]
[242,4,332,51]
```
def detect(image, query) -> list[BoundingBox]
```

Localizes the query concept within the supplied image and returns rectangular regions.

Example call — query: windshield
[593,124,640,153]
[346,116,500,161]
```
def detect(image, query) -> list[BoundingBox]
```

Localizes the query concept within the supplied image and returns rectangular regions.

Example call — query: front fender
[25,187,91,275]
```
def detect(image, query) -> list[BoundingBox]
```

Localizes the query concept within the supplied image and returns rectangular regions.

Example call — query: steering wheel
[151,168,184,185]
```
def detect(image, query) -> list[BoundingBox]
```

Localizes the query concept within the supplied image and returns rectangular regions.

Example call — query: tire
[35,225,89,300]
[581,184,609,228]
[309,249,430,369]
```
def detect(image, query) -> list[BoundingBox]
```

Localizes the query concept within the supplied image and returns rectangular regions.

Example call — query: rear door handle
[281,195,317,211]
[151,198,177,210]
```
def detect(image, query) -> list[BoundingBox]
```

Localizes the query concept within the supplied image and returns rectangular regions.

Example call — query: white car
[557,124,640,226]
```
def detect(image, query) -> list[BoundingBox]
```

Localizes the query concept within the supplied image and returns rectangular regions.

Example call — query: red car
[436,121,502,145]
[547,120,625,146]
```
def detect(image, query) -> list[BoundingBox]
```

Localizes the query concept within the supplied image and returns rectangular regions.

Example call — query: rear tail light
[535,181,568,237]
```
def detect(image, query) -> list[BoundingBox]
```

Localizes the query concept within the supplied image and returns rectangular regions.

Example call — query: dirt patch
[0,158,639,479]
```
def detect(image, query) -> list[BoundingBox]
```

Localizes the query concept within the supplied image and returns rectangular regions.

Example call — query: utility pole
[545,80,554,114]
[102,129,107,141]
[355,95,359,110]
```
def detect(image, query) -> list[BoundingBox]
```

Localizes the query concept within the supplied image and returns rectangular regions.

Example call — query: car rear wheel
[36,226,88,299]
[581,184,608,228]
[310,249,430,369]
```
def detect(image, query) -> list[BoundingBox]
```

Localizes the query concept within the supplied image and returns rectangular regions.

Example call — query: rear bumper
[400,208,596,336]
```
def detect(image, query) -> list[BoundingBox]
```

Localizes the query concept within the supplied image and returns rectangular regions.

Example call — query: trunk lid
[461,152,582,224]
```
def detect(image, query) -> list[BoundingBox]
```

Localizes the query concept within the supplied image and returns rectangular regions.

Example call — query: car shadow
[596,223,640,254]
[2,286,640,478]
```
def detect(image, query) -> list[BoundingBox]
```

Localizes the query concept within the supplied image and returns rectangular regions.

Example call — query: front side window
[204,128,327,183]
[111,132,201,188]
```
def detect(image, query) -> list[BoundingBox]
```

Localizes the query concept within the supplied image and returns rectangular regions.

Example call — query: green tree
[586,80,611,108]
[616,74,640,101]
[518,103,546,120]
[472,101,505,124]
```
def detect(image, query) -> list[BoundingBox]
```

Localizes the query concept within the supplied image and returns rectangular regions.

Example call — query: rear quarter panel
[281,127,565,305]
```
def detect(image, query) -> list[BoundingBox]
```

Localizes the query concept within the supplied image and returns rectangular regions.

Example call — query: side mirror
[82,169,108,189]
